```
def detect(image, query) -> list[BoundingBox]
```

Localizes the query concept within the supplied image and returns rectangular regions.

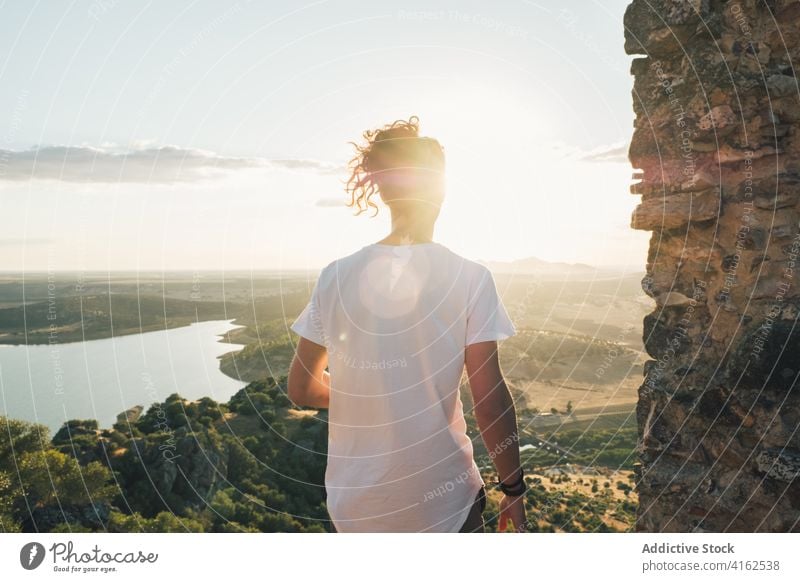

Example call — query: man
[287,116,526,533]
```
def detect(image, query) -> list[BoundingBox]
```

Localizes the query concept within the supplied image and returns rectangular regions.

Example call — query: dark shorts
[458,485,487,533]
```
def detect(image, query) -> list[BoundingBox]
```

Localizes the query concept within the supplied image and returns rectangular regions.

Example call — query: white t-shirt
[290,241,516,532]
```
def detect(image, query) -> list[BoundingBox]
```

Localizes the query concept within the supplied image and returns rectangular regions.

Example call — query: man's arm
[465,339,526,531]
[287,337,330,408]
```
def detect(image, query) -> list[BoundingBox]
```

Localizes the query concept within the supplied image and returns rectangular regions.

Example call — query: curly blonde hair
[345,115,445,217]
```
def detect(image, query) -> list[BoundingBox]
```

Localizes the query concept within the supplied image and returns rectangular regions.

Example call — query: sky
[0,0,649,272]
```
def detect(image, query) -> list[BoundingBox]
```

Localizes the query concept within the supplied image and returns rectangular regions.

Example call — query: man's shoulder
[316,246,369,283]
[317,244,490,280]
[438,246,490,278]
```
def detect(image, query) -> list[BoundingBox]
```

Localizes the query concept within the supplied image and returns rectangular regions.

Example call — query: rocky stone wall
[625,0,800,531]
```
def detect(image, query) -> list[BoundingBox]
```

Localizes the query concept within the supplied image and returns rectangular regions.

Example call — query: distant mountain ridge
[479,256,601,276]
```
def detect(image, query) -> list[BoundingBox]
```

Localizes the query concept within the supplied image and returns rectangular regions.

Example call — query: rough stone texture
[116,405,144,426]
[125,427,230,514]
[626,0,800,532]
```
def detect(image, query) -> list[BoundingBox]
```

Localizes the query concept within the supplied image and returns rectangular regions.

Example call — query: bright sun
[396,87,642,267]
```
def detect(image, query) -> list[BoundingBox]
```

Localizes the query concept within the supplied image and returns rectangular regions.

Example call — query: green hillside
[1,377,637,533]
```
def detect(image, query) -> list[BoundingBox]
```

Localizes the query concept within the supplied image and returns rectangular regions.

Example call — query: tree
[15,448,116,508]
[108,510,204,532]
[0,471,21,532]
[0,417,50,470]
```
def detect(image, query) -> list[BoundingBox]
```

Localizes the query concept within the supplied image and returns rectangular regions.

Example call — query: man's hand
[498,494,526,532]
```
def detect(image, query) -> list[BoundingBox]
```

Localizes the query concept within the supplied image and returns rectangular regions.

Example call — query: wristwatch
[498,469,526,496]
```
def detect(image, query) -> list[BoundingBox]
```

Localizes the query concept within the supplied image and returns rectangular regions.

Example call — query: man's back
[291,241,515,532]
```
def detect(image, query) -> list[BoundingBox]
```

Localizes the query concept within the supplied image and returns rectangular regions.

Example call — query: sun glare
[397,87,640,266]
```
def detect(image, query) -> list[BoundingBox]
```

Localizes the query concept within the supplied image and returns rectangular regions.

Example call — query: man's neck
[380,215,435,245]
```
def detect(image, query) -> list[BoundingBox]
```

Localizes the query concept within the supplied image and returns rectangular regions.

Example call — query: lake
[0,320,246,433]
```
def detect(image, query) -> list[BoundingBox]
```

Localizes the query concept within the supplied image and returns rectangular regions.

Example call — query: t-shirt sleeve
[465,266,516,346]
[290,276,328,348]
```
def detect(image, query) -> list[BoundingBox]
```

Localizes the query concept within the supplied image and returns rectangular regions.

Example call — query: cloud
[0,145,342,183]
[315,197,349,207]
[271,159,343,174]
[578,141,630,163]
